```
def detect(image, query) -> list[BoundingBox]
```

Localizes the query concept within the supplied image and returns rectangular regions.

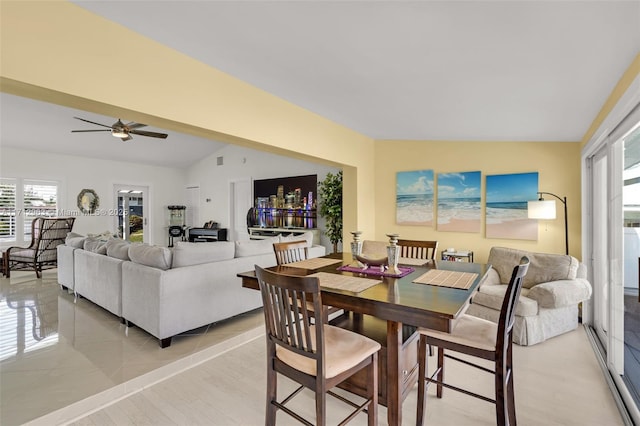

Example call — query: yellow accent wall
[373,141,582,263]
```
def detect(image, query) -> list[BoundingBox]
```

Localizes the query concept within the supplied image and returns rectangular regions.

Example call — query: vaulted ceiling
[2,1,639,167]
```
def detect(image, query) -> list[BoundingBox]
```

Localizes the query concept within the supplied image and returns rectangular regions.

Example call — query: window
[0,178,58,244]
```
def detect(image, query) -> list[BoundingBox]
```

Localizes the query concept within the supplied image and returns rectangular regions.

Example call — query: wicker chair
[4,217,75,278]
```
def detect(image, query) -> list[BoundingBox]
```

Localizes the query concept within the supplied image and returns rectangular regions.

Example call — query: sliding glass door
[586,112,640,423]
[592,145,610,349]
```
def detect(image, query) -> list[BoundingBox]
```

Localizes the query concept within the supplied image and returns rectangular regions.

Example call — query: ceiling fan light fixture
[111,129,128,138]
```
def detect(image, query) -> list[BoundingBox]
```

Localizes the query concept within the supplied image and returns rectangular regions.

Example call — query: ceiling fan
[71,117,168,141]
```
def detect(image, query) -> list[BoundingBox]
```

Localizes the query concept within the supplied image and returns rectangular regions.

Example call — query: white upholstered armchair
[466,246,592,346]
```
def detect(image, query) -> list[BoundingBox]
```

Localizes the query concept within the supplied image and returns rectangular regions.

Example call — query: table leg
[387,320,403,426]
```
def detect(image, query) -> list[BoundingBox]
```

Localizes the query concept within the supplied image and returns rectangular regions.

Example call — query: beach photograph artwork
[486,172,539,240]
[396,170,434,226]
[437,171,481,233]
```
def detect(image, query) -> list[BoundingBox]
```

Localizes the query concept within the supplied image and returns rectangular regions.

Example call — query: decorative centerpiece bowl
[354,254,388,267]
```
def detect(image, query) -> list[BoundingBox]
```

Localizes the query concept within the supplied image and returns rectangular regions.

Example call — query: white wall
[1,145,340,251]
[1,147,186,246]
[186,144,340,251]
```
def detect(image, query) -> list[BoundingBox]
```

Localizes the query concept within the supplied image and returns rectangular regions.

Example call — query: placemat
[412,269,478,290]
[337,264,415,278]
[309,272,381,293]
[282,257,343,270]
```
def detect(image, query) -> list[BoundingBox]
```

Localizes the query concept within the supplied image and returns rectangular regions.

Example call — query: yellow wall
[373,141,582,263]
[0,0,376,244]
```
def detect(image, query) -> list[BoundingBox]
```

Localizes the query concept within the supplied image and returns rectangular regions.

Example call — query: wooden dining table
[238,252,490,426]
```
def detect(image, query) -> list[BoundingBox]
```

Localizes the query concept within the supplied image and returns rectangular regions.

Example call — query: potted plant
[318,170,342,253]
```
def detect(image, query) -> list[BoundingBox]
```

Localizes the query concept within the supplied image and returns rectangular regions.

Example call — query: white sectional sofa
[57,232,325,347]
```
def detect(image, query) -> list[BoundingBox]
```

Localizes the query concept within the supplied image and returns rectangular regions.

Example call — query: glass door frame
[113,184,149,244]
[582,72,640,424]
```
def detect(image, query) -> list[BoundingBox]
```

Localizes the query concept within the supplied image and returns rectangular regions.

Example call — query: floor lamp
[527,191,568,255]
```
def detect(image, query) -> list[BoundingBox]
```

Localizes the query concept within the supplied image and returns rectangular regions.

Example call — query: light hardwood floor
[69,326,622,425]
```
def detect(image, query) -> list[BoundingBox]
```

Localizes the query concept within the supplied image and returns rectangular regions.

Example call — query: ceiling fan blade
[125,122,147,130]
[120,135,133,142]
[71,129,112,133]
[130,129,168,139]
[73,117,112,128]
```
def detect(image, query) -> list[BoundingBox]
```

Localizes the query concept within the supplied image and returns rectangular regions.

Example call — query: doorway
[229,179,251,241]
[114,184,148,243]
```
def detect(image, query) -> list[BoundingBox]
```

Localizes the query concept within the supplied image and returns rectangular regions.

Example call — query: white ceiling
[2,1,640,167]
[0,93,227,168]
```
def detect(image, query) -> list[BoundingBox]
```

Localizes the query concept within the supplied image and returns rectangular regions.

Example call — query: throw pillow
[234,236,279,258]
[87,230,114,241]
[128,243,172,270]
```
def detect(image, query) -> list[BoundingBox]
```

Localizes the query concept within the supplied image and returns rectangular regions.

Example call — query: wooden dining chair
[397,239,438,263]
[273,240,309,265]
[415,256,530,426]
[255,265,380,426]
[273,240,341,323]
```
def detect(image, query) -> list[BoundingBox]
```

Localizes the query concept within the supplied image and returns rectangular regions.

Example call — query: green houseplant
[318,170,343,253]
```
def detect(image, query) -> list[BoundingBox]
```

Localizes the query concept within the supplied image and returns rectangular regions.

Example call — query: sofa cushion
[128,243,172,270]
[66,232,86,248]
[279,231,313,248]
[472,284,539,317]
[488,247,579,289]
[105,238,131,261]
[83,237,108,255]
[87,231,114,241]
[234,236,279,258]
[172,241,235,268]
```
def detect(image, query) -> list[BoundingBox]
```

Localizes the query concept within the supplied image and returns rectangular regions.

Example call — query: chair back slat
[498,256,530,344]
[397,239,438,260]
[273,241,309,265]
[256,265,324,360]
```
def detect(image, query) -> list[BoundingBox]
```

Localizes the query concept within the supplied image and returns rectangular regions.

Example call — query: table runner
[281,257,343,270]
[337,264,415,278]
[308,272,381,293]
[412,269,478,290]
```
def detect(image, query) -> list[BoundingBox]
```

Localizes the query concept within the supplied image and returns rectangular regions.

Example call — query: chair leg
[506,343,517,426]
[266,350,278,426]
[416,334,428,426]
[367,352,378,426]
[495,345,509,426]
[436,347,444,398]
[315,384,327,426]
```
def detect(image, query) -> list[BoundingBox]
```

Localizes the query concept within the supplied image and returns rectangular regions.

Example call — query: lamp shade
[528,199,557,219]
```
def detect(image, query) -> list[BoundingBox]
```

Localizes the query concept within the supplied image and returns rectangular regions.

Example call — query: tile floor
[0,270,264,426]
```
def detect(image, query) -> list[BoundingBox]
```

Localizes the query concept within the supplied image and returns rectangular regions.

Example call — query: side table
[441,250,474,263]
